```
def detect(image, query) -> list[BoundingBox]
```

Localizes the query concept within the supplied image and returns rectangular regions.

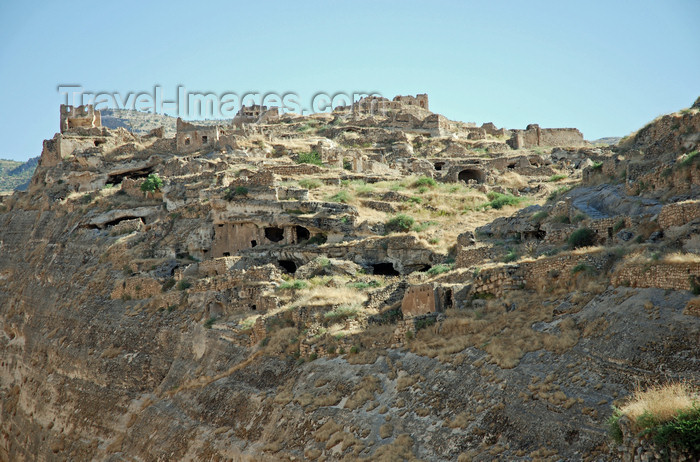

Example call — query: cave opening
[295,226,310,243]
[372,262,400,276]
[278,260,297,274]
[264,227,285,242]
[458,168,484,184]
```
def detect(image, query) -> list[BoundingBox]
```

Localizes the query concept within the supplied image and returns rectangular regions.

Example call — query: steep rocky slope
[1,98,698,461]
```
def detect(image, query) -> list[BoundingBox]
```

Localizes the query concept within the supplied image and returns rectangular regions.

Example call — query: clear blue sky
[0,0,698,161]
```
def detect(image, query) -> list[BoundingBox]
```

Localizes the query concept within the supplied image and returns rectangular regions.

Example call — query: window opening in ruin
[507,163,516,169]
[202,135,208,144]
[413,264,432,273]
[250,240,257,247]
[251,304,257,311]
[295,226,310,243]
[264,227,285,242]
[185,138,191,145]
[223,252,231,257]
[372,262,400,276]
[278,260,297,274]
[434,162,445,171]
[607,227,613,238]
[457,168,484,184]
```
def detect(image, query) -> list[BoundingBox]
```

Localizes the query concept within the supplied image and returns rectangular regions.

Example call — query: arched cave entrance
[295,226,310,243]
[372,262,400,276]
[264,227,285,242]
[458,168,484,184]
[434,162,445,171]
[278,260,297,274]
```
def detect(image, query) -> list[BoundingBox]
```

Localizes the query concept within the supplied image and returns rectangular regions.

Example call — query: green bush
[328,190,352,203]
[277,280,308,291]
[548,174,567,182]
[591,161,603,171]
[299,178,322,189]
[140,174,163,194]
[553,214,571,224]
[427,263,454,276]
[607,407,624,444]
[385,214,415,233]
[548,185,572,201]
[323,305,358,324]
[176,280,191,291]
[484,192,522,210]
[679,150,699,168]
[503,250,518,263]
[638,406,700,454]
[567,228,596,249]
[413,176,437,188]
[203,317,217,329]
[613,219,626,232]
[162,278,176,292]
[296,151,323,166]
[224,185,248,201]
[531,211,549,223]
[571,263,596,275]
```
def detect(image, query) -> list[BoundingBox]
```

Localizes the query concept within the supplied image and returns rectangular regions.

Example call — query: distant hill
[100,108,230,136]
[0,157,38,193]
[591,137,621,146]
[101,108,179,136]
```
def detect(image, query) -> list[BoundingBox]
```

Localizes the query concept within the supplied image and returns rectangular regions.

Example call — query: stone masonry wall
[658,200,700,229]
[612,261,700,291]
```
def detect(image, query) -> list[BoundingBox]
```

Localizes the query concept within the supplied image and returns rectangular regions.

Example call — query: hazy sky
[0,0,698,161]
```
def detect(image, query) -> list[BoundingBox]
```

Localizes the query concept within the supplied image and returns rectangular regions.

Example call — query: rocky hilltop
[0,96,698,461]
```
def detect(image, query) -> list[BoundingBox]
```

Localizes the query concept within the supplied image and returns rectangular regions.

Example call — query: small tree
[568,227,596,249]
[140,174,163,197]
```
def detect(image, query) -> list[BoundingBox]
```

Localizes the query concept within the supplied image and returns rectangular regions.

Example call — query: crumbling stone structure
[60,104,101,133]
[658,200,700,229]
[612,260,700,291]
[507,124,586,149]
[175,118,221,153]
[232,105,280,126]
[392,94,429,111]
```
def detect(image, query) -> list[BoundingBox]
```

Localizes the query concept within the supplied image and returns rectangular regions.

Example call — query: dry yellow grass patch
[662,252,700,264]
[620,382,698,430]
[365,434,418,462]
[408,294,580,368]
[293,286,367,308]
[345,376,382,410]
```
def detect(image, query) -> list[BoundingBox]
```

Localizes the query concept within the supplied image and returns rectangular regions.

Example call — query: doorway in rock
[372,262,400,276]
[295,226,310,243]
[278,260,297,274]
[264,227,285,242]
[458,168,484,184]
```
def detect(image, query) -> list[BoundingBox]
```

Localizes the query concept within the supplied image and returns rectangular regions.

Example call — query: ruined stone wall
[507,125,585,149]
[455,245,500,269]
[471,265,523,297]
[198,256,240,277]
[111,276,162,300]
[175,118,220,153]
[658,200,700,229]
[612,261,700,291]
[60,104,101,133]
[401,284,437,317]
[520,251,611,289]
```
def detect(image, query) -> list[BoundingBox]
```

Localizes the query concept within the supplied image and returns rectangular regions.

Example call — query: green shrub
[607,407,624,444]
[296,151,323,166]
[567,228,596,249]
[679,150,699,168]
[503,250,518,263]
[413,176,437,188]
[484,192,522,210]
[407,196,422,204]
[224,185,249,201]
[328,190,352,203]
[277,280,308,291]
[385,214,415,233]
[548,174,567,182]
[572,213,587,223]
[162,278,176,292]
[306,234,327,245]
[427,263,454,276]
[343,159,352,170]
[299,178,322,189]
[531,211,549,223]
[638,406,700,454]
[176,280,191,291]
[140,174,163,194]
[571,263,596,275]
[553,214,571,224]
[613,219,626,232]
[323,305,358,325]
[591,161,603,171]
[203,317,217,329]
[548,185,573,201]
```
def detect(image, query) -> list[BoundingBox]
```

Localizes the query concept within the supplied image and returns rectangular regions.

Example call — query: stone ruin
[507,123,586,149]
[60,104,102,133]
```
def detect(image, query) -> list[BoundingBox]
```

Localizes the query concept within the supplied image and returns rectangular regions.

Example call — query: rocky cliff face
[1,103,699,461]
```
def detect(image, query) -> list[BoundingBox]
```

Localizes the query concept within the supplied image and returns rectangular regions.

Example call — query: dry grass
[408,293,580,368]
[365,434,418,462]
[345,376,382,410]
[619,382,698,430]
[292,286,367,308]
[662,252,700,264]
